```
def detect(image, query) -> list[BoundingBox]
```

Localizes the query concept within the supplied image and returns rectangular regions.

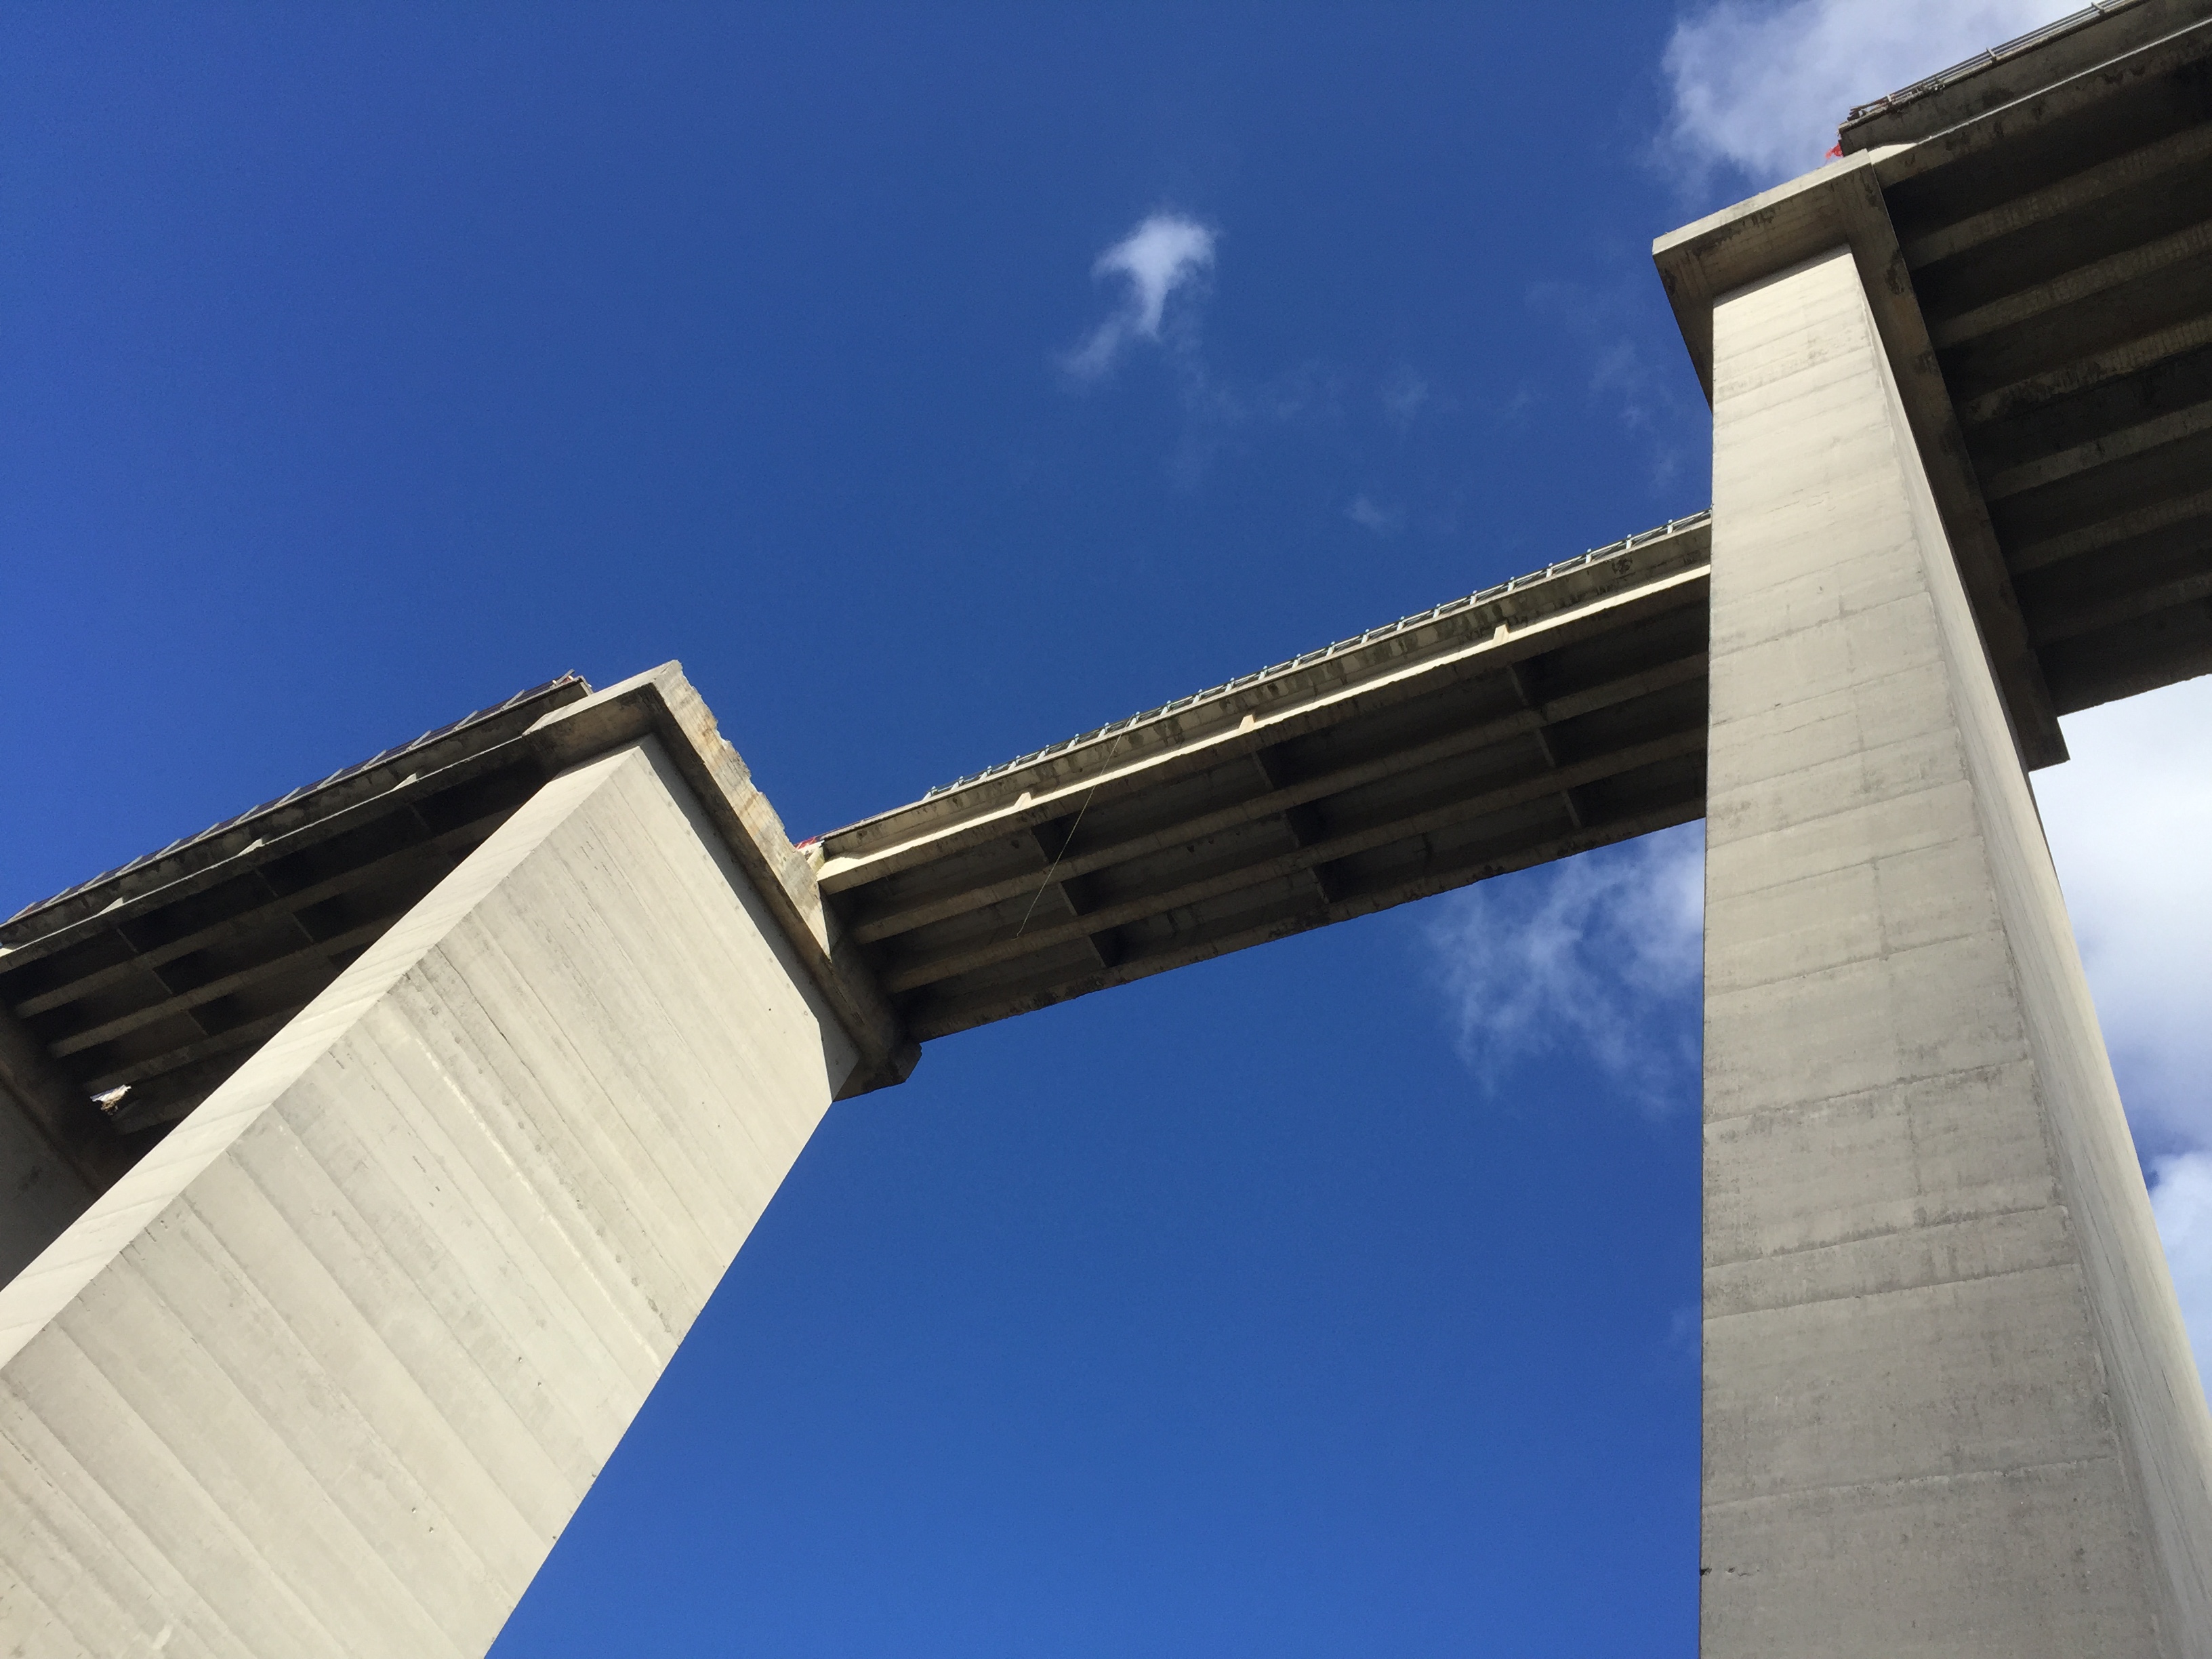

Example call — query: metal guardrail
[918,510,1713,802]
[1843,0,2139,126]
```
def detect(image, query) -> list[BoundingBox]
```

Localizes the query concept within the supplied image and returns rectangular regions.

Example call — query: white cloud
[2037,677,2212,1155]
[1427,821,1704,1113]
[1345,495,1401,536]
[1064,212,1216,380]
[1417,683,2212,1140]
[1526,279,1699,487]
[1418,672,2212,1374]
[2038,679,2212,1393]
[1380,367,1433,428]
[2152,1152,2212,1386]
[1660,0,2076,187]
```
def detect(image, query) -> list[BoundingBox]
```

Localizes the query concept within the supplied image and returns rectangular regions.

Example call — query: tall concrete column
[1700,243,2212,1656]
[0,736,860,1658]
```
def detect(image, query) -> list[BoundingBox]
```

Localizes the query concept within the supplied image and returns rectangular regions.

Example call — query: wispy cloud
[1419,680,2212,1375]
[1345,495,1401,536]
[1052,216,1474,525]
[1426,822,1704,1115]
[1666,1303,1700,1358]
[1527,279,1698,489]
[1380,367,1433,428]
[2031,682,2212,1382]
[1064,212,1217,381]
[1660,0,2076,188]
[2153,1153,2212,1385]
[2038,678,2212,1158]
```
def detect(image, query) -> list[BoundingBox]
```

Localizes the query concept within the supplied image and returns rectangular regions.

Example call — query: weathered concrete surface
[1702,242,2212,1656]
[0,736,859,1658]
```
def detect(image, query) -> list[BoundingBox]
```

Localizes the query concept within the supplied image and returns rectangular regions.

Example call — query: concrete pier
[0,737,859,1656]
[1700,243,2212,1656]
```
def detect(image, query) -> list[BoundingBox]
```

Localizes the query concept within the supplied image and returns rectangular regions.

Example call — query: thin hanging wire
[1012,738,1120,939]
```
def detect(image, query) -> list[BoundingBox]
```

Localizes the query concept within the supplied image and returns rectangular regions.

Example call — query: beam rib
[9,822,493,1020]
[1017,824,1113,971]
[1929,219,2212,348]
[1506,660,1584,830]
[2030,570,2212,647]
[44,918,392,1059]
[1900,125,2212,268]
[83,1009,301,1095]
[1979,397,2212,500]
[905,796,1702,1040]
[1959,313,2212,428]
[882,726,1703,996]
[2004,483,2212,575]
[848,651,1706,946]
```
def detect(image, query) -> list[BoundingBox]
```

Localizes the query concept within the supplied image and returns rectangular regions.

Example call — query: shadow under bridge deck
[813,514,1714,1042]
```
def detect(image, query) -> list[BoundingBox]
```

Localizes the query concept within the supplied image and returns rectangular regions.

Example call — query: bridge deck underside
[1871,12,2212,713]
[817,520,1712,1040]
[0,683,587,1158]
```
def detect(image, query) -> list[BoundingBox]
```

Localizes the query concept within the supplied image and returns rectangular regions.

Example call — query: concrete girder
[877,726,1704,999]
[1898,119,2212,267]
[0,667,918,1203]
[845,653,1705,948]
[1959,313,2212,427]
[815,529,1710,1036]
[1839,0,2212,152]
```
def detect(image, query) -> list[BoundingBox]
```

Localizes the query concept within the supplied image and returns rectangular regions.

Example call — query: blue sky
[5,3,2206,1655]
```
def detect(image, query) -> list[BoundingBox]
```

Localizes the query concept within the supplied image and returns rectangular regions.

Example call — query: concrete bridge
[3,1,2211,1652]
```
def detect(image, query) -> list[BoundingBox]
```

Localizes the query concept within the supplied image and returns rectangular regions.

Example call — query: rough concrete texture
[0,737,859,1658]
[1701,242,2212,1657]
